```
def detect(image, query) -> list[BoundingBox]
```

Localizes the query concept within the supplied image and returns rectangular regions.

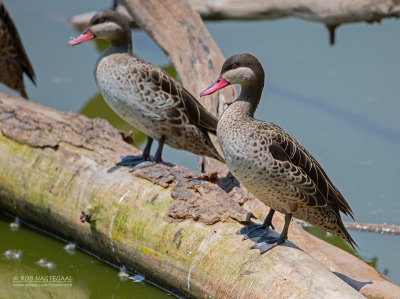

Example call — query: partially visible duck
[68,10,223,165]
[200,53,356,253]
[0,2,35,99]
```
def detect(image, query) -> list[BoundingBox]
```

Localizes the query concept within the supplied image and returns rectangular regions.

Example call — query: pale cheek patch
[91,22,123,39]
[224,67,256,84]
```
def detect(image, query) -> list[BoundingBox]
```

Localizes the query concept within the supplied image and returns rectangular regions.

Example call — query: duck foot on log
[237,209,275,240]
[251,234,286,253]
[250,213,292,254]
[117,137,154,166]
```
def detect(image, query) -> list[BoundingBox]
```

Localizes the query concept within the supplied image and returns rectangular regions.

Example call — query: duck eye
[232,64,238,69]
[99,18,105,23]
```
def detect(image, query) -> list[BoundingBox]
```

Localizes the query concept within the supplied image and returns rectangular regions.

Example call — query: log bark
[0,93,372,298]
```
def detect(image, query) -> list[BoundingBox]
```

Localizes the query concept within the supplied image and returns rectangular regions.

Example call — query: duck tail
[337,218,358,251]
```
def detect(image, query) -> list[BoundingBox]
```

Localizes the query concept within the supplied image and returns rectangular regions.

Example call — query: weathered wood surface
[0,93,371,298]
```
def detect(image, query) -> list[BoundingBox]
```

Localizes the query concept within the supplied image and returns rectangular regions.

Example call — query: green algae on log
[0,93,365,298]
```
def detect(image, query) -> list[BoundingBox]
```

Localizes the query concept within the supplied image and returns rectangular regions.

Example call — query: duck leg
[154,135,165,163]
[251,213,292,254]
[237,209,275,240]
[128,136,166,171]
[117,137,153,166]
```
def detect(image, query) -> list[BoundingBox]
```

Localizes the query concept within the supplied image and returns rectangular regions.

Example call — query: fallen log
[0,93,373,298]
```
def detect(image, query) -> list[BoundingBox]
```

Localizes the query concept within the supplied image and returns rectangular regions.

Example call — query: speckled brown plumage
[201,53,356,251]
[68,10,223,163]
[96,53,222,161]
[0,2,35,99]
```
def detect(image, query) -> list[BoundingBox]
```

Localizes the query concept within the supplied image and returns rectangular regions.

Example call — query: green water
[0,213,176,299]
[1,0,399,292]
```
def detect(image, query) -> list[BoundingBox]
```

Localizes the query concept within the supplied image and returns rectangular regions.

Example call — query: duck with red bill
[66,9,224,167]
[199,53,356,253]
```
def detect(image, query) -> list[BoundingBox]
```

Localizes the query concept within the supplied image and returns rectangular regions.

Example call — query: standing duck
[200,53,356,253]
[0,2,36,99]
[68,10,223,165]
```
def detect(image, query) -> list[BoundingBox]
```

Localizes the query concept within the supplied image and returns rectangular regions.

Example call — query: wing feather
[267,123,354,218]
[147,66,218,134]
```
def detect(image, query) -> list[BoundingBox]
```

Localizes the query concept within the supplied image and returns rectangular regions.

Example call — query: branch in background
[296,219,400,235]
[187,0,400,24]
[71,0,400,45]
[344,222,400,235]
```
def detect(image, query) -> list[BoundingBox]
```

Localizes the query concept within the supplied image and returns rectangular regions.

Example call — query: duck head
[68,10,131,46]
[200,53,264,96]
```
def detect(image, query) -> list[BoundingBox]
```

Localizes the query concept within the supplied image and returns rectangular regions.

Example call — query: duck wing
[0,3,36,85]
[266,122,354,218]
[147,66,218,134]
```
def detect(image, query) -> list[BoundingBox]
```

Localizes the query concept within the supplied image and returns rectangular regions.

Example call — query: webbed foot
[251,234,286,253]
[129,160,156,172]
[236,223,272,240]
[117,155,150,167]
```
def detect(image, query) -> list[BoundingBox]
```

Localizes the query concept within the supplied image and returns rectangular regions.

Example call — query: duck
[200,53,356,253]
[0,2,36,99]
[68,10,223,165]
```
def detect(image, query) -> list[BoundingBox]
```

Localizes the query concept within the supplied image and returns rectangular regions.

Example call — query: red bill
[200,76,229,96]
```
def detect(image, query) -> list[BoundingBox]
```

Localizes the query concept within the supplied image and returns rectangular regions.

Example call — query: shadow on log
[0,94,399,297]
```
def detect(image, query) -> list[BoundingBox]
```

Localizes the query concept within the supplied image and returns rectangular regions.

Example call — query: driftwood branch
[296,219,400,235]
[71,0,400,28]
[71,0,400,45]
[0,93,375,298]
[187,0,400,25]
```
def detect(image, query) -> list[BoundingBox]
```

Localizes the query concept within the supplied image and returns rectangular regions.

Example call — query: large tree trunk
[0,93,372,298]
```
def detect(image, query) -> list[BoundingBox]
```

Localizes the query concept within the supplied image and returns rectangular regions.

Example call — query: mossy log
[0,93,376,298]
